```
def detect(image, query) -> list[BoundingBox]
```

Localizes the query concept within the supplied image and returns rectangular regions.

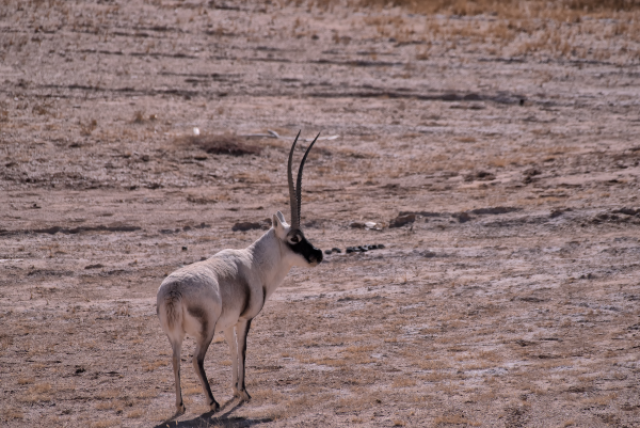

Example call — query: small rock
[470,207,520,216]
[232,222,262,232]
[389,213,415,228]
[349,221,384,230]
[613,207,640,217]
[524,168,541,177]
[84,264,104,270]
[476,171,495,180]
[523,168,541,184]
[345,244,384,254]
[324,248,343,255]
[550,209,564,218]
[452,212,472,223]
[365,221,385,230]
[231,221,268,232]
[465,171,496,182]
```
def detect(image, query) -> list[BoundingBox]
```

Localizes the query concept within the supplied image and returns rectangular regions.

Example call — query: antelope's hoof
[175,403,186,415]
[235,389,252,402]
[210,400,221,413]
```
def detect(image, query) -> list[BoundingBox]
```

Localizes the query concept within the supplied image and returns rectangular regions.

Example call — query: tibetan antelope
[157,131,323,415]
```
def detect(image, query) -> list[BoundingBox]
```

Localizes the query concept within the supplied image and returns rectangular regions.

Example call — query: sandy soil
[1,1,640,427]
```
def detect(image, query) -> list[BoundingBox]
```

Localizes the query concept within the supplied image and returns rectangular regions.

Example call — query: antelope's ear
[272,211,288,238]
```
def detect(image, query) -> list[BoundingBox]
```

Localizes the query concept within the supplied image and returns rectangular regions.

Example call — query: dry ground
[1,1,640,427]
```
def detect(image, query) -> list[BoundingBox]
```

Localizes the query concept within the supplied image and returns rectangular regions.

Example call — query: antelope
[156,131,323,415]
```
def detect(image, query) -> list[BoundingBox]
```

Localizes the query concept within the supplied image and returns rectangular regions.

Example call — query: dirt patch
[1,1,640,427]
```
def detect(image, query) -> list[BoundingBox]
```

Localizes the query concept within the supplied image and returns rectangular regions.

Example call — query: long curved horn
[288,131,301,229]
[295,132,320,228]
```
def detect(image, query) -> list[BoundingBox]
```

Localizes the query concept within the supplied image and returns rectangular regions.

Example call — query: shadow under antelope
[156,131,323,416]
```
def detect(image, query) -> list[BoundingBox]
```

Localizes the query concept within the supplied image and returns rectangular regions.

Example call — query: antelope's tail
[157,283,184,335]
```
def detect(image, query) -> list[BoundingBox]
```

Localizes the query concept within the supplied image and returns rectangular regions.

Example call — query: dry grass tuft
[392,377,417,388]
[252,388,287,404]
[95,400,115,411]
[565,0,639,12]
[1,409,24,420]
[355,0,640,16]
[96,389,122,400]
[142,359,165,372]
[183,384,202,396]
[126,409,145,419]
[186,193,218,204]
[335,395,377,412]
[134,389,158,399]
[92,418,120,428]
[182,133,263,157]
[30,383,52,394]
[305,356,349,366]
[434,412,481,426]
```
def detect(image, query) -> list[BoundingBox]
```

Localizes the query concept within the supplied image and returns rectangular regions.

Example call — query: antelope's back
[157,249,258,331]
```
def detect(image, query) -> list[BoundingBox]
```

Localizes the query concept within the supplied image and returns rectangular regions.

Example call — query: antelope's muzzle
[289,236,323,266]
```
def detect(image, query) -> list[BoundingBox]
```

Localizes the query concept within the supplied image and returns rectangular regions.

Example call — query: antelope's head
[272,131,323,268]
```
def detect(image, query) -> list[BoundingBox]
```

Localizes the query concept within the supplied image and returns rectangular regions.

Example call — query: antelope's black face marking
[286,229,323,266]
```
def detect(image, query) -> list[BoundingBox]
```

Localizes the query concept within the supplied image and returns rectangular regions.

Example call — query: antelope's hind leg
[193,330,220,412]
[170,339,186,415]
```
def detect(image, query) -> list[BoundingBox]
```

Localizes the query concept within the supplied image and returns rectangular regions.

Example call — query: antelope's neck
[249,229,291,293]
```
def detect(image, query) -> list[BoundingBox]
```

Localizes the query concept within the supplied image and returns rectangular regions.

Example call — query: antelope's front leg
[235,319,253,402]
[223,327,240,397]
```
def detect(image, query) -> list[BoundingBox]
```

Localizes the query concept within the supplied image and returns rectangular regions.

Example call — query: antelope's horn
[287,131,301,229]
[295,132,320,227]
